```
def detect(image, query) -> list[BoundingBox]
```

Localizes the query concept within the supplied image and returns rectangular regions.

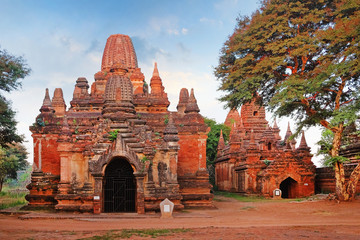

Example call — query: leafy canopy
[0,48,30,147]
[215,0,360,136]
[204,117,231,164]
[0,143,28,192]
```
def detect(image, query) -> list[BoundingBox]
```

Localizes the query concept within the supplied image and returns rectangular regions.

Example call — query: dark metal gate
[104,158,136,212]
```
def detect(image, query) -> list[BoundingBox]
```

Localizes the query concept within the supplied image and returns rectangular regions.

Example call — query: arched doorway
[280,177,298,198]
[104,157,136,212]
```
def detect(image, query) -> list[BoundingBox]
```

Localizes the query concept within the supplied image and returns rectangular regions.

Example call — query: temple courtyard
[1,194,359,239]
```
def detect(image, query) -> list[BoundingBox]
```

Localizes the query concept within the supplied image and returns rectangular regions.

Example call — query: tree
[0,48,30,147]
[204,117,230,187]
[0,143,28,192]
[215,0,360,200]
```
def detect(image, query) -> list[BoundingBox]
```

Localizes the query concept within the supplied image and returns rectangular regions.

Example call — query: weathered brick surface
[26,34,212,213]
[215,97,316,198]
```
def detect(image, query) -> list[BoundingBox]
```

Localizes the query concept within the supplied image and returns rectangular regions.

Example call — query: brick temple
[26,34,213,213]
[215,97,316,198]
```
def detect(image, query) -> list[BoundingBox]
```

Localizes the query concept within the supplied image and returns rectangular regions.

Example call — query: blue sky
[1,0,322,165]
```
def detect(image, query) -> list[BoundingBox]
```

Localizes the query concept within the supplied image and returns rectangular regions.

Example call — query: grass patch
[81,228,190,239]
[214,191,267,202]
[214,191,309,203]
[240,206,256,211]
[0,188,27,210]
[213,197,229,202]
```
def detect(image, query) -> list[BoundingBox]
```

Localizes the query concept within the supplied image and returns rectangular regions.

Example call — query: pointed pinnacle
[153,62,159,77]
[299,130,309,148]
[42,88,52,107]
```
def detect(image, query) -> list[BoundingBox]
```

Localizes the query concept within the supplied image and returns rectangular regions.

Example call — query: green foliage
[215,0,360,137]
[6,162,31,188]
[36,117,45,127]
[0,188,27,210]
[82,228,190,239]
[141,156,149,163]
[108,130,119,142]
[317,128,352,167]
[214,191,266,202]
[0,143,28,192]
[317,129,334,165]
[0,49,30,93]
[215,0,360,197]
[263,159,271,166]
[204,117,231,188]
[164,115,169,124]
[0,98,24,146]
[140,156,150,172]
[0,48,30,147]
[204,117,231,164]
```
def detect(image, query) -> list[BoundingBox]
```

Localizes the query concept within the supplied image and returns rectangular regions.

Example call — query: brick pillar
[134,172,145,214]
[93,174,103,214]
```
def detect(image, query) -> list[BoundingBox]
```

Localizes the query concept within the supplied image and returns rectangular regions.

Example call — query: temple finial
[40,88,53,113]
[153,62,159,77]
[298,130,310,151]
[185,88,200,113]
[150,62,165,96]
[284,121,292,141]
[177,88,189,114]
[43,88,52,107]
[218,129,225,150]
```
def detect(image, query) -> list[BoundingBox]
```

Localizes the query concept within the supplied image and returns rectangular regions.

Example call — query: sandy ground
[1,196,360,239]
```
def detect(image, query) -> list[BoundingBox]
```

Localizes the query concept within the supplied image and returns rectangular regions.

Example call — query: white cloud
[181,28,188,35]
[147,16,188,37]
[167,29,179,35]
[199,17,223,27]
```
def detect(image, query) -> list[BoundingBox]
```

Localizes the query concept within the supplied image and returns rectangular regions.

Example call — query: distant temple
[26,34,213,213]
[215,97,316,198]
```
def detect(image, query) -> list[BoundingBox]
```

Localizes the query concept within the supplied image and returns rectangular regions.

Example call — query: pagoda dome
[101,34,138,72]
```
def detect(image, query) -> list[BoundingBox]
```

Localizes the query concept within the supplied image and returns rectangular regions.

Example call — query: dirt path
[1,196,360,239]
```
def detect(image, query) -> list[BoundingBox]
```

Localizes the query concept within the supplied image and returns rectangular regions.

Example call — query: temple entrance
[104,158,136,212]
[280,177,298,198]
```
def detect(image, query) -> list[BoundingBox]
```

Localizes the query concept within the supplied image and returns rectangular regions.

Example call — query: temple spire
[52,88,66,117]
[43,88,52,107]
[153,62,159,77]
[284,122,292,141]
[164,113,179,143]
[150,62,165,96]
[40,88,53,113]
[176,88,189,114]
[224,109,241,128]
[184,88,200,113]
[298,130,310,151]
[217,129,225,150]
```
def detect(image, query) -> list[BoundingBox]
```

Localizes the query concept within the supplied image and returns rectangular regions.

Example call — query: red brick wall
[33,134,61,175]
[177,134,207,177]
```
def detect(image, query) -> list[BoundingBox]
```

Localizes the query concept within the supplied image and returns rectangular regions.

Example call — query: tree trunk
[331,127,349,200]
[346,163,360,200]
[334,161,348,200]
[331,123,360,201]
[0,179,3,192]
